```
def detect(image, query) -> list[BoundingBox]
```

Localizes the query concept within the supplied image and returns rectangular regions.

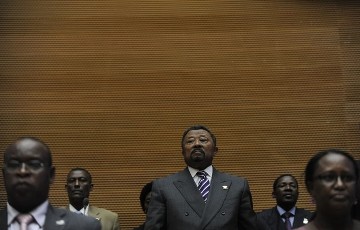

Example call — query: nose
[194,139,202,146]
[284,184,292,190]
[17,163,31,176]
[19,162,30,172]
[334,176,345,189]
[74,179,80,187]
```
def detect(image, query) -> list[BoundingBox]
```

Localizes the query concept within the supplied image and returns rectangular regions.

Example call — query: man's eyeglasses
[4,160,45,172]
[315,173,356,184]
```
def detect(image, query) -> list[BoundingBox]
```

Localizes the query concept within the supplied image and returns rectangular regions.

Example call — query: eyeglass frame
[314,173,356,184]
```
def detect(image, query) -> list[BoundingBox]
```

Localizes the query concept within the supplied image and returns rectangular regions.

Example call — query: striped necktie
[196,171,210,202]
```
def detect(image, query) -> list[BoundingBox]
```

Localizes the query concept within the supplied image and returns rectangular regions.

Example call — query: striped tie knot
[16,214,33,230]
[196,171,210,202]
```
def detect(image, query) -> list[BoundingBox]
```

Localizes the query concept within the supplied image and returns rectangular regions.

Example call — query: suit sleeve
[238,179,258,230]
[112,213,120,230]
[144,179,166,230]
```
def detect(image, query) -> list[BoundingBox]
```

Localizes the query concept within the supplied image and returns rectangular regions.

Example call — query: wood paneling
[0,0,359,229]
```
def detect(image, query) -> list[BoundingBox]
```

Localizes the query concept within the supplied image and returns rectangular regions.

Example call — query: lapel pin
[56,220,65,225]
[303,218,309,224]
[222,185,228,190]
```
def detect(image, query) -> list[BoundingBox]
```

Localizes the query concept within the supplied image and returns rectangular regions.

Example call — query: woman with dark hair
[294,149,360,230]
[352,160,360,221]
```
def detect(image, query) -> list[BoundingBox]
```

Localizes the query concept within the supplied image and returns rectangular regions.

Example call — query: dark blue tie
[196,171,210,202]
[282,212,292,230]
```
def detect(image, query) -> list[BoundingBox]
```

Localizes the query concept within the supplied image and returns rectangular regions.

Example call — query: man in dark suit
[144,125,257,230]
[65,167,120,230]
[257,174,312,230]
[0,136,101,230]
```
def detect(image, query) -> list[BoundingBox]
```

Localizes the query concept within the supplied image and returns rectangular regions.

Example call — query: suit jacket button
[221,212,225,215]
[185,212,189,216]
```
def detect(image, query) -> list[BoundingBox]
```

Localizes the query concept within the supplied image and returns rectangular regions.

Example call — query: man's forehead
[185,129,211,138]
[277,176,296,185]
[68,170,89,178]
[16,138,41,150]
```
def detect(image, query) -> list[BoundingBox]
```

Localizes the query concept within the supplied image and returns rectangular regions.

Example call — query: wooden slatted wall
[0,0,359,229]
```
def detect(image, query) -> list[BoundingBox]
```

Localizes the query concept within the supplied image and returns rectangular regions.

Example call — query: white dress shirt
[7,200,48,230]
[188,165,213,185]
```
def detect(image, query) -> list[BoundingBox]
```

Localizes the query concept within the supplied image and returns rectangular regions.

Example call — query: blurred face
[143,192,152,214]
[65,169,93,204]
[356,161,360,201]
[182,129,218,170]
[2,138,55,213]
[273,176,299,210]
[310,153,357,215]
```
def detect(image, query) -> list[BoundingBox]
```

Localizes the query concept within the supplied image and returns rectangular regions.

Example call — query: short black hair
[181,125,217,150]
[139,181,153,212]
[273,174,298,191]
[67,167,92,184]
[304,149,359,191]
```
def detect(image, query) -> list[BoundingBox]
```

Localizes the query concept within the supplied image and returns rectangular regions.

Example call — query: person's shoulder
[296,207,313,216]
[214,169,247,182]
[155,169,187,182]
[90,205,118,218]
[48,206,101,229]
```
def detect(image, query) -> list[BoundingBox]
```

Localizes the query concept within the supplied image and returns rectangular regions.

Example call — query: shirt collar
[69,203,89,215]
[7,200,49,227]
[276,205,296,217]
[188,165,213,178]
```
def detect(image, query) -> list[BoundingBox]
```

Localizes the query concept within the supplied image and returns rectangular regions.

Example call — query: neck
[279,204,294,212]
[70,199,85,211]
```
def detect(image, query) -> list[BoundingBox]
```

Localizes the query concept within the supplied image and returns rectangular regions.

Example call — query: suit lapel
[268,207,281,230]
[199,169,231,229]
[173,168,206,217]
[88,206,101,221]
[293,209,307,228]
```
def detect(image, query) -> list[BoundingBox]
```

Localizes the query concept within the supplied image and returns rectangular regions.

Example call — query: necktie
[282,212,292,230]
[196,171,210,202]
[16,214,33,230]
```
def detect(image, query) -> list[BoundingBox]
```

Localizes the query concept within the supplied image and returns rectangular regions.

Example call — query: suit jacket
[257,206,312,230]
[0,204,101,230]
[65,205,120,230]
[144,167,257,230]
[88,205,120,230]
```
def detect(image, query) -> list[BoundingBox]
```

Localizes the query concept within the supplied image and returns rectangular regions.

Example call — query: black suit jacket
[257,206,312,230]
[144,167,257,230]
[0,204,101,230]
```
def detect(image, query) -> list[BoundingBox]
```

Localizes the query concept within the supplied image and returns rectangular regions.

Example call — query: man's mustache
[191,148,205,154]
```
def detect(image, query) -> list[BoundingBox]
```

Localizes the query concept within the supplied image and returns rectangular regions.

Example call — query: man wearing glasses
[0,136,101,230]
